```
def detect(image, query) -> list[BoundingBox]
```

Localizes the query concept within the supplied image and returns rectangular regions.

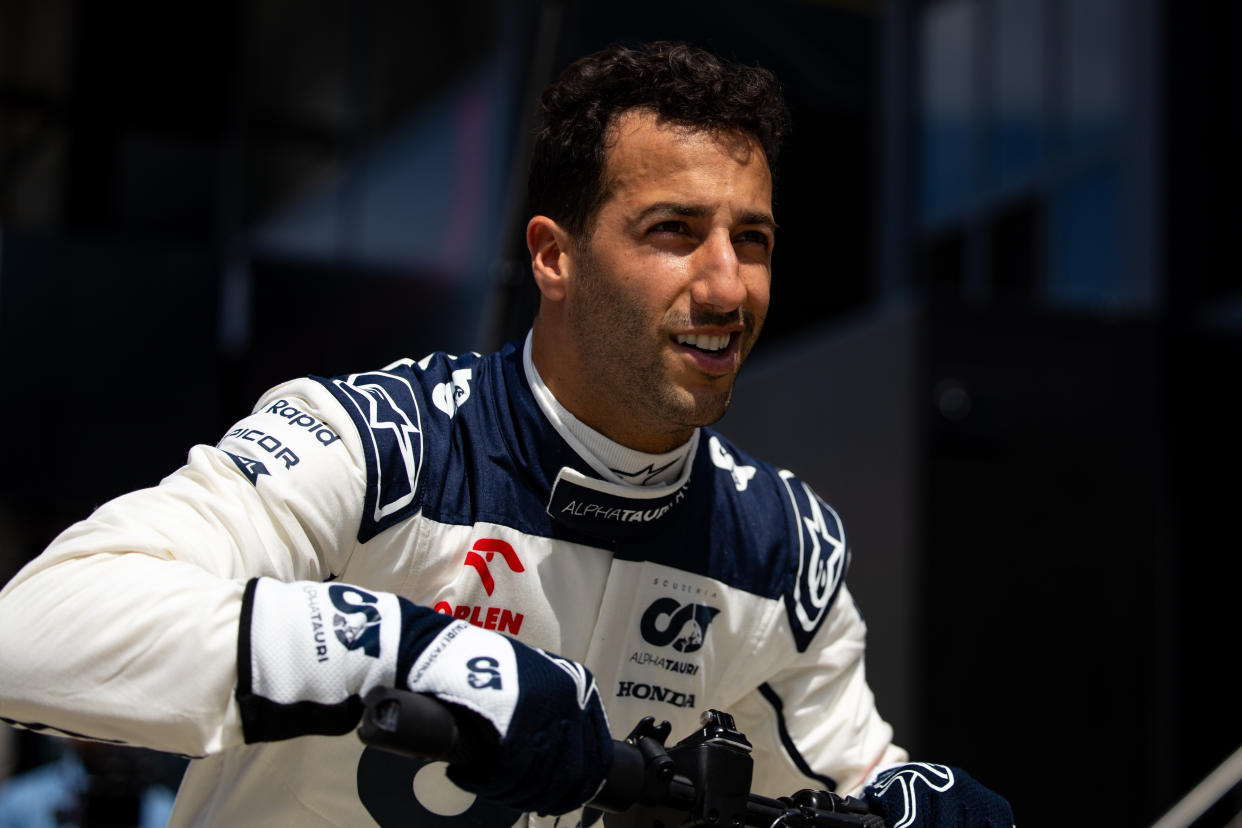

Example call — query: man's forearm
[0,551,246,756]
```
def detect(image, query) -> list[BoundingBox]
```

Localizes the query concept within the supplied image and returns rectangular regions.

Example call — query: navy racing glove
[862,763,1014,828]
[236,577,613,816]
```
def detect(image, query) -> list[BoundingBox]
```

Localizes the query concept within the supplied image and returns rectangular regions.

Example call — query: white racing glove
[236,577,612,815]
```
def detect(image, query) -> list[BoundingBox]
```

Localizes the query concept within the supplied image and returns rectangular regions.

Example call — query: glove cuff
[237,578,405,742]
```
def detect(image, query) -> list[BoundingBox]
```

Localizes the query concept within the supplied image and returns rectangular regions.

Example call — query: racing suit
[0,335,904,827]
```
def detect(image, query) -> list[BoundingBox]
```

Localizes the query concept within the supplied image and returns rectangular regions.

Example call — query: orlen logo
[434,538,526,635]
[464,538,524,595]
[639,597,720,654]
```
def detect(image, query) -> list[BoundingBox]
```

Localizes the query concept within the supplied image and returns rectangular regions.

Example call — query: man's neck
[523,331,694,487]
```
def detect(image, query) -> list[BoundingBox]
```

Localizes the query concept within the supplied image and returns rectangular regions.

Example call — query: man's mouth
[673,333,731,354]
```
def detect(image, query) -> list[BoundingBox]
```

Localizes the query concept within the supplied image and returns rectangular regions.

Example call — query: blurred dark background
[0,0,1238,825]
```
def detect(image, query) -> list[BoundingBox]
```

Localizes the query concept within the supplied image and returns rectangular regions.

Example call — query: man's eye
[735,230,771,248]
[650,221,689,235]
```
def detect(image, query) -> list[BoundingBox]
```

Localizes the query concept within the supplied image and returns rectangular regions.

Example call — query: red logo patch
[464,538,524,596]
[435,538,527,635]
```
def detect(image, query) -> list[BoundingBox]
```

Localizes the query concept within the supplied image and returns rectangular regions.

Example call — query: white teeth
[675,334,729,352]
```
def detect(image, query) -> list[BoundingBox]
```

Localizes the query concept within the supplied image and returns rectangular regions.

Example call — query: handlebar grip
[358,687,463,762]
[590,739,650,812]
[359,687,647,809]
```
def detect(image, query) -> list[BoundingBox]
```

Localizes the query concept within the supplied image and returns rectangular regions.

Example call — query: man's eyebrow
[631,202,710,225]
[631,202,778,232]
[738,210,778,233]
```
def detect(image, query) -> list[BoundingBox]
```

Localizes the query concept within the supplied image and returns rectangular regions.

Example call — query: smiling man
[529,110,773,452]
[0,43,1012,827]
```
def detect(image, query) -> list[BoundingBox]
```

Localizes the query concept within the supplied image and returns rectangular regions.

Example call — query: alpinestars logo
[779,470,847,651]
[328,585,382,657]
[323,370,423,542]
[225,452,269,486]
[640,597,720,653]
[869,764,956,828]
[464,538,524,596]
[541,650,599,710]
[610,459,679,485]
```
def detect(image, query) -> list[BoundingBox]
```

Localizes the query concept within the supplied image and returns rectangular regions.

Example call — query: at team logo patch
[329,584,382,658]
[639,597,720,653]
[466,656,502,690]
[225,451,269,485]
[779,470,847,651]
[319,371,423,542]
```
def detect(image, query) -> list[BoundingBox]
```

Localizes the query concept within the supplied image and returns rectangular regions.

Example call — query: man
[0,43,1012,826]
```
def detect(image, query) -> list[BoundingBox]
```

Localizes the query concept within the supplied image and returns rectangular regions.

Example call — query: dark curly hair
[529,41,791,239]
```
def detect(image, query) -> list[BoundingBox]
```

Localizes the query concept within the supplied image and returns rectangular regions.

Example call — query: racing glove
[862,763,1014,827]
[235,577,612,815]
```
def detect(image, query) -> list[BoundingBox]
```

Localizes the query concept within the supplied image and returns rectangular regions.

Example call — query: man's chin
[667,384,736,428]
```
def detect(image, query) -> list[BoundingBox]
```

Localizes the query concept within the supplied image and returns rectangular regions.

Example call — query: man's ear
[527,215,572,302]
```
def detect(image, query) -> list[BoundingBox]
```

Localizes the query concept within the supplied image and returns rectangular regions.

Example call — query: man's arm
[0,371,616,816]
[740,589,1013,827]
[731,584,907,799]
[0,378,367,756]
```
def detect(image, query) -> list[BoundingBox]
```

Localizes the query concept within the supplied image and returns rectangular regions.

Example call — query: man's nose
[691,231,747,311]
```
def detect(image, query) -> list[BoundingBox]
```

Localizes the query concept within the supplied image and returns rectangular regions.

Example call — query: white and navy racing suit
[0,336,904,827]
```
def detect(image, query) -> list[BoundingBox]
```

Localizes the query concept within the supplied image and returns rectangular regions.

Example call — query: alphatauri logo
[639,597,720,654]
[466,656,503,690]
[329,585,382,657]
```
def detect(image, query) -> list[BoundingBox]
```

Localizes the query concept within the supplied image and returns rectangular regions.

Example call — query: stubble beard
[568,249,754,438]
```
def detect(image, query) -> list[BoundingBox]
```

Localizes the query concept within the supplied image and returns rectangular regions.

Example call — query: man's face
[556,109,774,452]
